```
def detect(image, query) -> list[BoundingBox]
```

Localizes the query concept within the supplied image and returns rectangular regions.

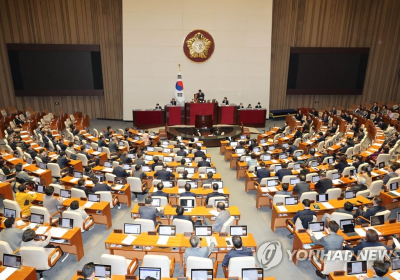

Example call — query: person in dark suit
[119,151,132,164]
[383,164,398,185]
[256,162,270,183]
[173,206,195,226]
[255,102,262,109]
[373,112,382,125]
[74,178,89,196]
[151,156,163,171]
[299,163,310,175]
[348,176,368,193]
[176,146,187,157]
[133,153,145,166]
[194,146,205,158]
[91,177,111,193]
[203,172,214,185]
[109,138,118,153]
[197,155,211,167]
[155,103,162,109]
[56,151,71,169]
[177,159,187,168]
[354,196,386,223]
[25,143,38,160]
[154,164,175,180]
[305,150,317,166]
[79,146,93,161]
[197,90,205,102]
[38,149,50,164]
[222,97,229,105]
[205,183,222,204]
[276,163,292,182]
[352,155,364,171]
[57,138,67,151]
[132,164,146,181]
[83,166,96,180]
[221,236,253,267]
[344,229,391,256]
[294,128,302,139]
[371,102,379,112]
[293,174,310,199]
[334,155,349,173]
[315,132,325,143]
[139,196,164,226]
[98,135,108,148]
[112,161,129,178]
[180,183,196,197]
[237,103,244,109]
[293,199,317,224]
[314,172,333,194]
[287,141,298,155]
[321,113,329,125]
[171,98,177,106]
[307,221,344,253]
[153,182,169,202]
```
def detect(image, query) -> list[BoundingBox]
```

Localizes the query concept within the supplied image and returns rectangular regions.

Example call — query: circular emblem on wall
[183,30,215,63]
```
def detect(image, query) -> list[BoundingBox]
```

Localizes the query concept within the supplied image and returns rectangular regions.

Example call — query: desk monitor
[344,190,356,199]
[103,161,112,168]
[74,171,83,178]
[128,153,135,159]
[312,175,320,183]
[311,161,319,167]
[284,197,298,205]
[39,162,47,170]
[3,254,21,269]
[214,199,229,208]
[294,151,302,157]
[163,156,173,162]
[147,146,155,152]
[180,198,194,208]
[30,213,44,224]
[261,154,271,161]
[134,136,140,140]
[242,268,263,280]
[115,177,126,184]
[379,162,385,169]
[124,223,141,235]
[197,143,203,147]
[267,180,277,187]
[26,157,32,165]
[279,153,287,159]
[184,157,192,163]
[327,157,334,164]
[195,226,212,236]
[308,221,324,232]
[349,169,356,176]
[235,148,245,155]
[59,217,74,229]
[230,226,247,236]
[150,132,156,136]
[142,166,151,172]
[94,264,111,278]
[253,147,260,153]
[36,185,46,194]
[185,181,198,189]
[397,212,400,223]
[340,219,355,230]
[211,181,223,189]
[162,180,174,188]
[192,269,213,280]
[4,208,16,218]
[282,143,289,149]
[260,139,266,144]
[290,177,300,185]
[316,194,328,202]
[88,194,100,202]
[158,225,176,236]
[240,135,246,140]
[244,157,251,162]
[119,141,125,147]
[390,182,399,191]
[206,157,211,162]
[293,163,300,170]
[392,258,400,271]
[370,215,385,226]
[268,145,275,151]
[163,148,171,153]
[144,155,153,161]
[123,164,131,170]
[151,198,161,207]
[85,144,92,150]
[185,167,195,174]
[332,172,340,180]
[94,174,104,182]
[60,189,71,199]
[97,147,103,152]
[206,168,216,174]
[347,261,367,275]
[274,165,282,172]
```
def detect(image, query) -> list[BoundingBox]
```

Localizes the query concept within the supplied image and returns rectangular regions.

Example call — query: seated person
[173,206,195,227]
[138,196,165,226]
[83,166,96,180]
[120,151,132,164]
[383,164,398,185]
[66,142,77,155]
[132,164,146,181]
[151,156,163,171]
[347,176,368,193]
[68,200,90,220]
[305,150,317,166]
[255,102,262,109]
[222,97,229,105]
[299,163,310,175]
[359,260,390,280]
[43,185,63,216]
[314,172,333,194]
[77,262,96,280]
[177,159,187,168]
[194,146,205,158]
[21,228,52,247]
[16,183,37,216]
[197,155,211,167]
[184,235,216,263]
[180,183,196,197]
[344,229,390,255]
[176,145,187,157]
[109,137,119,153]
[321,201,354,226]
[155,103,162,109]
[221,235,253,267]
[292,199,316,225]
[152,182,169,202]
[113,161,130,178]
[256,162,270,183]
[205,183,222,204]
[354,196,386,223]
[247,153,258,167]
[293,174,310,199]
[203,172,214,184]
[57,151,71,169]
[171,98,177,106]
[204,202,231,233]
[74,178,89,196]
[237,102,244,109]
[334,155,349,173]
[91,177,111,193]
[306,221,343,254]
[15,163,35,183]
[276,162,292,182]
[154,164,175,180]
[267,183,292,200]
[0,218,23,251]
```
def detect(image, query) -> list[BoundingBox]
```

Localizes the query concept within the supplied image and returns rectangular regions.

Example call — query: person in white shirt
[21,229,52,247]
[68,200,89,220]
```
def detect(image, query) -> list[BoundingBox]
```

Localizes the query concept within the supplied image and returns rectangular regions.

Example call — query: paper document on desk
[354,228,366,237]
[379,168,388,173]
[113,184,124,190]
[276,205,287,212]
[91,151,101,155]
[332,179,344,185]
[157,236,169,245]
[36,226,49,235]
[122,235,137,245]
[69,178,79,183]
[27,191,36,195]
[35,169,46,174]
[391,191,400,197]
[390,271,400,280]
[178,188,185,194]
[86,180,93,185]
[271,160,278,163]
[8,158,17,161]
[364,227,382,235]
[0,267,18,279]
[16,220,26,226]
[364,151,372,155]
[321,202,334,209]
[102,168,113,173]
[303,244,312,249]
[209,210,220,216]
[266,187,278,192]
[23,163,30,168]
[84,201,95,208]
[45,227,68,238]
[371,172,379,176]
[217,189,224,194]
[313,232,326,239]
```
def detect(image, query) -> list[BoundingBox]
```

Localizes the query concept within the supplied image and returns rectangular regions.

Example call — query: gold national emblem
[186,32,212,59]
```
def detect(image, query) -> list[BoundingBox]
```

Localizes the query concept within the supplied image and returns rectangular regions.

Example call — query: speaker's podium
[165,105,185,125]
[185,101,218,125]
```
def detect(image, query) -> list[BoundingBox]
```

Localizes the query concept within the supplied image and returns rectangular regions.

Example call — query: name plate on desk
[337,197,344,200]
[177,277,188,280]
[298,229,307,233]
[219,232,228,237]
[184,232,193,237]
[333,271,345,276]
[126,276,137,280]
[114,229,123,234]
[206,205,213,208]
[138,203,145,206]
[389,219,396,224]
[148,231,157,235]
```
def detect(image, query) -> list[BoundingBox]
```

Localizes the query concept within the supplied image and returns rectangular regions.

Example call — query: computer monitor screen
[244,157,251,162]
[184,157,192,163]
[4,208,16,218]
[295,151,302,157]
[163,156,173,162]
[180,198,194,208]
[59,218,74,229]
[144,155,153,161]
[293,163,300,170]
[60,189,71,198]
[192,269,213,280]
[340,219,355,230]
[195,226,212,236]
[124,223,141,235]
[162,180,174,188]
[88,194,100,202]
[390,182,399,191]
[392,258,400,271]
[274,165,282,172]
[349,169,356,176]
[26,157,32,165]
[279,153,287,159]
[312,175,320,183]
[262,154,271,161]
[211,181,223,189]
[142,166,151,172]
[344,191,356,199]
[290,178,300,185]
[260,139,266,144]
[327,158,334,164]
[147,146,155,152]
[347,261,367,275]
[98,147,103,152]
[186,181,198,189]
[370,215,385,226]
[230,226,247,236]
[242,268,263,280]
[151,198,161,207]
[163,148,171,153]
[123,164,131,170]
[235,148,245,155]
[268,146,275,151]
[36,185,46,193]
[332,172,340,180]
[3,254,21,269]
[30,213,44,224]
[214,199,229,208]
[379,162,385,169]
[94,174,104,182]
[118,141,124,146]
[267,180,277,187]
[206,168,216,174]
[104,161,111,168]
[397,212,400,223]
[74,171,83,178]
[285,197,298,205]
[316,194,328,202]
[128,153,135,159]
[39,162,47,169]
[311,161,319,167]
[94,264,111,278]
[185,167,195,174]
[240,135,246,140]
[282,143,289,148]
[158,225,176,236]
[253,147,260,153]
[308,222,324,232]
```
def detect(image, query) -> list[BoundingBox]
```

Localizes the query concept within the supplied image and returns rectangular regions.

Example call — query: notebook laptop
[163,156,173,162]
[370,215,385,226]
[147,146,155,152]
[60,189,71,199]
[316,194,328,203]
[293,163,300,170]
[261,154,271,161]
[94,264,111,278]
[268,146,275,151]
[290,177,300,185]
[39,162,47,170]
[123,164,131,170]
[392,257,400,271]
[158,225,176,236]
[388,182,400,196]
[285,197,298,205]
[124,223,141,235]
[30,213,44,224]
[180,198,195,209]
[142,166,151,172]
[242,268,263,280]
[230,226,247,236]
[162,180,174,188]
[3,254,21,269]
[347,261,367,277]
[103,161,112,168]
[332,172,341,180]
[342,223,358,237]
[340,219,356,230]
[312,175,320,183]
[36,184,46,194]
[214,199,229,208]
[59,218,74,229]
[235,148,245,155]
[88,194,100,202]
[195,226,212,236]
[4,208,16,218]
[344,190,356,199]
[308,222,324,232]
[192,269,213,280]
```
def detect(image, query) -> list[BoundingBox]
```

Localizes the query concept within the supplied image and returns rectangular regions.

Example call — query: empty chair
[76,154,94,167]
[30,206,60,226]
[142,255,175,278]
[63,210,94,232]
[326,169,339,179]
[153,196,169,206]
[345,147,354,158]
[173,219,194,234]
[3,199,25,218]
[47,163,68,180]
[186,256,217,278]
[287,215,317,234]
[207,196,226,206]
[376,154,390,166]
[102,147,118,160]
[356,190,370,198]
[95,191,119,208]
[326,188,342,200]
[49,184,64,195]
[133,218,155,233]
[311,250,353,277]
[220,216,235,233]
[375,210,391,222]
[127,177,149,200]
[91,142,98,150]
[299,191,318,202]
[100,254,138,276]
[358,246,389,268]
[368,180,383,197]
[71,188,87,198]
[224,256,255,277]
[342,166,356,177]
[19,247,62,279]
[329,212,354,225]
[105,173,116,183]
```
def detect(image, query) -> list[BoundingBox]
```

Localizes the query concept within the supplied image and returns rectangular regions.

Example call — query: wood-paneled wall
[0,0,122,119]
[270,0,400,110]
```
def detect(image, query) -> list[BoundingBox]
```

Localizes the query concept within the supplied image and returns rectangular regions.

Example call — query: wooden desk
[328,270,391,280]
[220,140,229,155]
[131,205,241,225]
[0,265,37,280]
[0,182,14,200]
[270,196,372,232]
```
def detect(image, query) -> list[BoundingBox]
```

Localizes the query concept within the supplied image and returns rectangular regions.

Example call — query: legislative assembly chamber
[1,0,400,280]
